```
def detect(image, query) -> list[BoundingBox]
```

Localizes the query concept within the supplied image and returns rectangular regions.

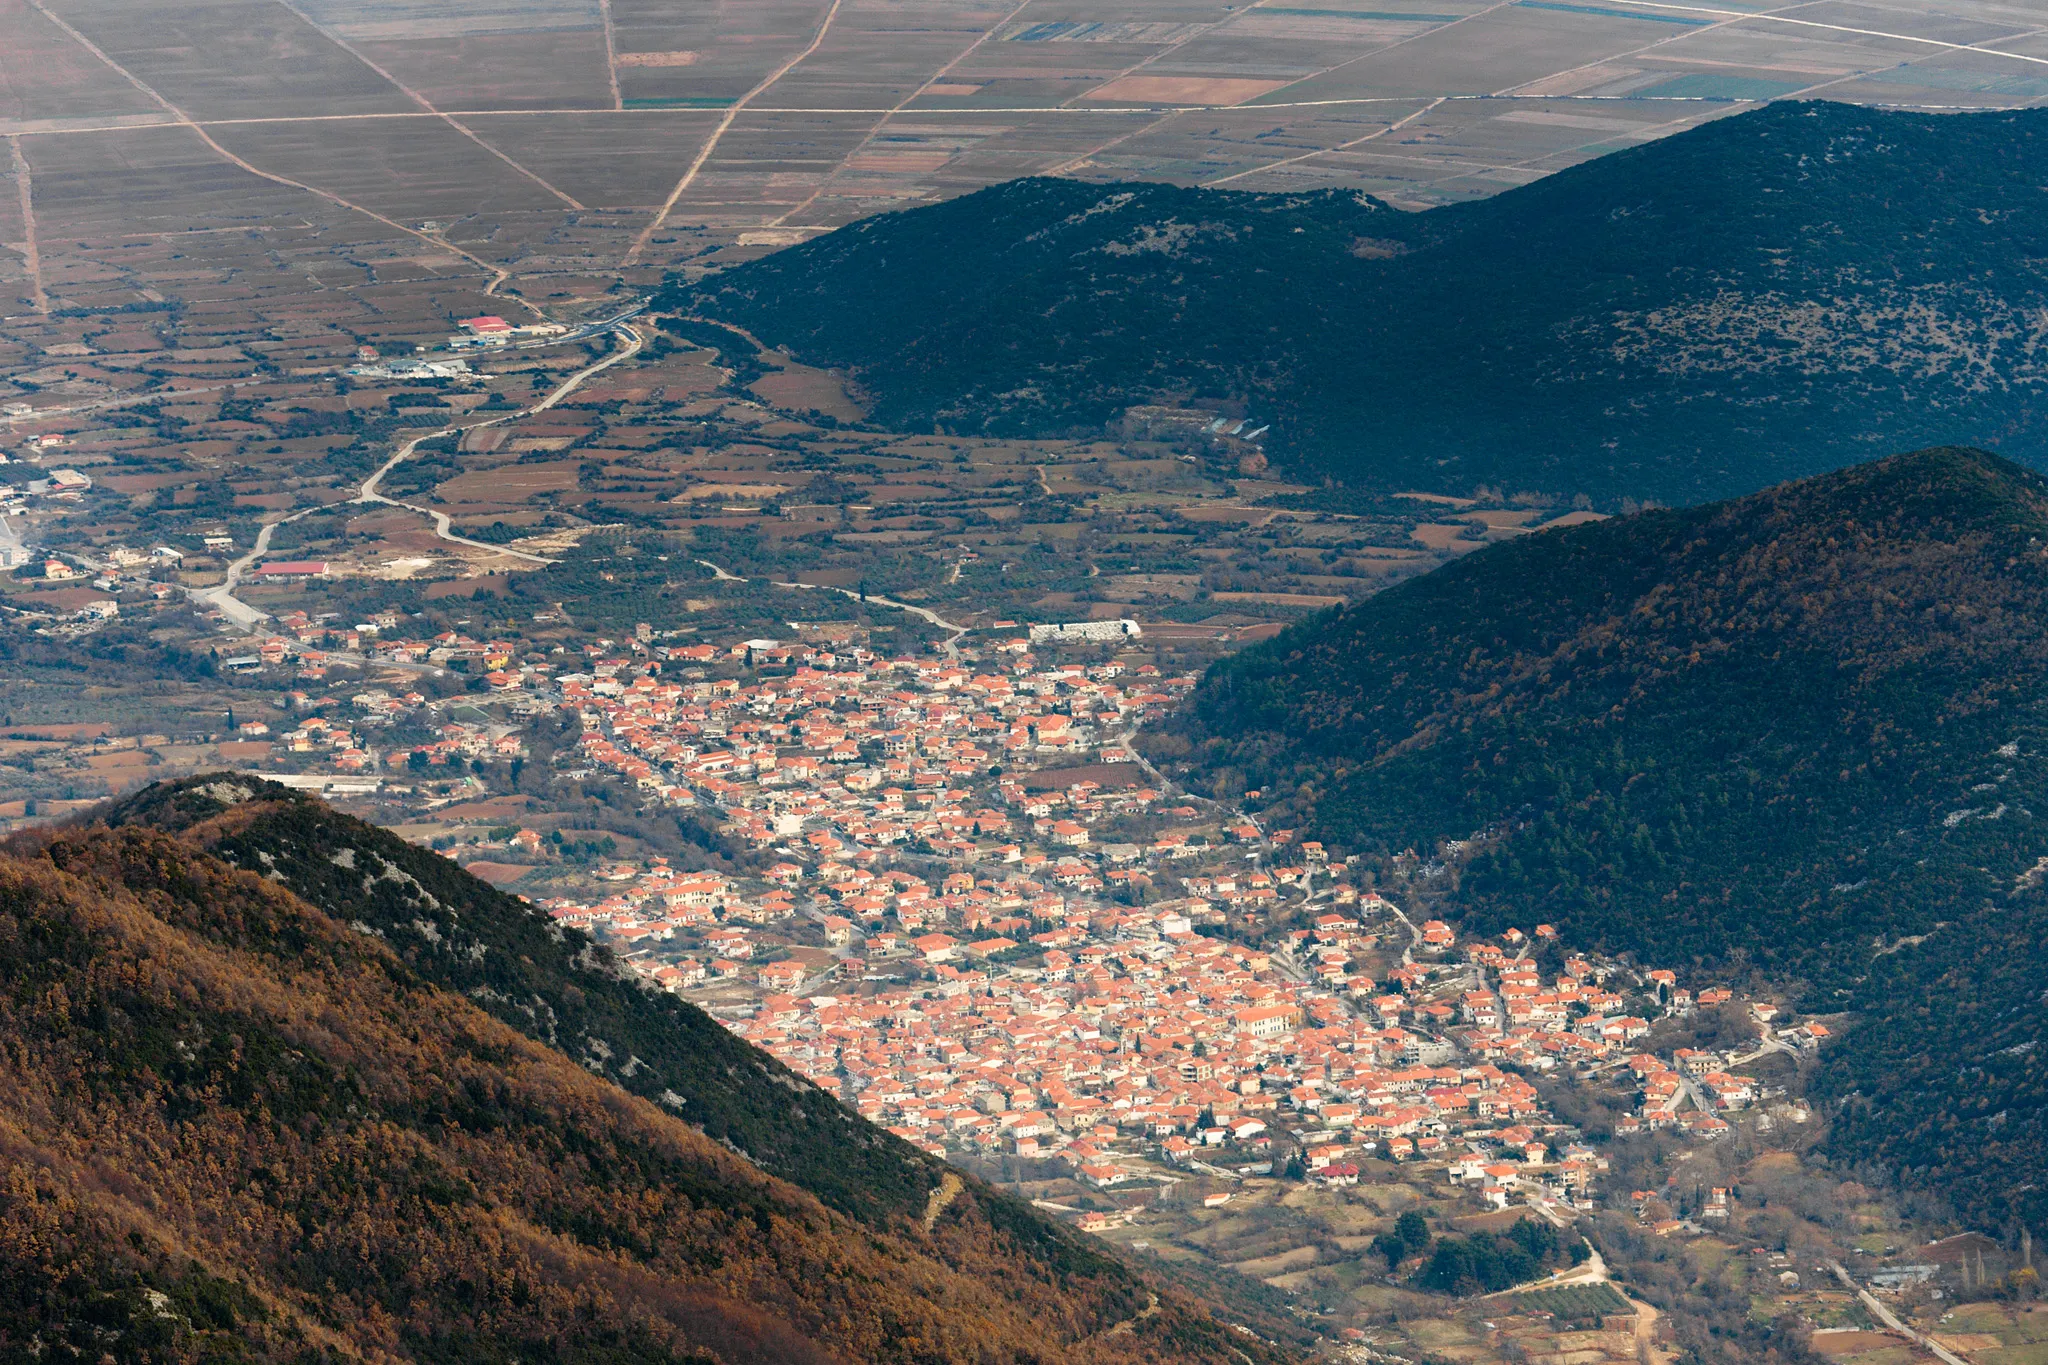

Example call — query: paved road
[1726,1022,1798,1067]
[354,427,560,563]
[1387,903,1424,966]
[53,536,274,636]
[1521,1186,1586,1235]
[1269,947,1310,984]
[0,379,244,427]
[1,303,646,431]
[189,516,299,630]
[197,319,643,631]
[356,318,644,538]
[1115,730,1202,808]
[1827,1261,1970,1365]
[781,580,970,657]
[1110,720,1282,868]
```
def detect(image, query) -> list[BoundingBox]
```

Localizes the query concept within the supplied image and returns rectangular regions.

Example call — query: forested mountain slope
[100,776,933,1228]
[1,786,1287,1365]
[1152,447,2048,1228]
[667,102,2048,506]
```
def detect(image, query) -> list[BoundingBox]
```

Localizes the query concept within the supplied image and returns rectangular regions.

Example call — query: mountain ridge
[1150,446,2048,1228]
[0,784,1296,1365]
[95,775,942,1229]
[665,102,2048,505]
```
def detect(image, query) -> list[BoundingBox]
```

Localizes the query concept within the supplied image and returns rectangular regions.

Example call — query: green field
[1509,1282,1632,1320]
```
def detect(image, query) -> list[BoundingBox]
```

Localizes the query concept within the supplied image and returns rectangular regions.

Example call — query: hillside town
[369,619,1815,1227]
[11,586,1819,1233]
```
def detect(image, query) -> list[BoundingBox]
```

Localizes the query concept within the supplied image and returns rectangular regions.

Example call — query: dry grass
[1083,76,1288,105]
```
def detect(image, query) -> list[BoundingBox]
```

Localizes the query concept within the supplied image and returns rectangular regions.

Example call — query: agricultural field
[3,0,2046,325]
[1011,1141,1670,1365]
[0,5,2042,1365]
[1508,1281,1633,1320]
[2,302,1543,633]
[1918,1302,2048,1365]
[0,287,1560,830]
[3,3,2038,637]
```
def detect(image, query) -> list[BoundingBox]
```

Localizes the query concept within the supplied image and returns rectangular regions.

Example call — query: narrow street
[1387,903,1424,966]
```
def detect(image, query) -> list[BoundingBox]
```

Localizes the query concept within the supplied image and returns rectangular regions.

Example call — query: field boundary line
[1205,96,1445,186]
[5,136,47,314]
[21,0,543,316]
[1242,1,1518,110]
[268,0,588,209]
[1407,102,1734,196]
[599,0,623,110]
[1579,0,2048,67]
[1493,0,1753,101]
[625,0,845,265]
[770,0,1035,227]
[9,89,2032,142]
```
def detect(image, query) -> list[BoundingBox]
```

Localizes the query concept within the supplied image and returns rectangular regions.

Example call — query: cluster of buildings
[719,914,1587,1186]
[714,897,1758,1201]
[0,465,92,519]
[20,546,176,618]
[447,314,567,348]
[340,314,565,375]
[345,355,475,380]
[199,613,549,773]
[554,639,1194,861]
[215,613,554,690]
[540,816,1771,1219]
[10,540,185,626]
[237,615,1799,1219]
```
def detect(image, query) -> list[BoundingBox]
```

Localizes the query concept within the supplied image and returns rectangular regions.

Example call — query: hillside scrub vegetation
[667,103,2048,506]
[1152,447,2048,1232]
[100,776,943,1230]
[0,812,1288,1365]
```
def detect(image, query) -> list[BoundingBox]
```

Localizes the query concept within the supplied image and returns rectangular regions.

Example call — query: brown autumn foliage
[85,776,1321,1355]
[0,824,1292,1365]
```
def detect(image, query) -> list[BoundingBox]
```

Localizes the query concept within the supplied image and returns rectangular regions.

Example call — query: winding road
[1387,903,1424,966]
[191,512,310,630]
[790,582,970,657]
[352,429,559,564]
[196,318,643,631]
[1479,1232,1606,1291]
[1726,1022,1798,1067]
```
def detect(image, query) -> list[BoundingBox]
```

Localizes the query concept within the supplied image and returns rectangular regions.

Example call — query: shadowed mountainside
[667,103,2048,506]
[1152,447,2048,1229]
[100,777,936,1228]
